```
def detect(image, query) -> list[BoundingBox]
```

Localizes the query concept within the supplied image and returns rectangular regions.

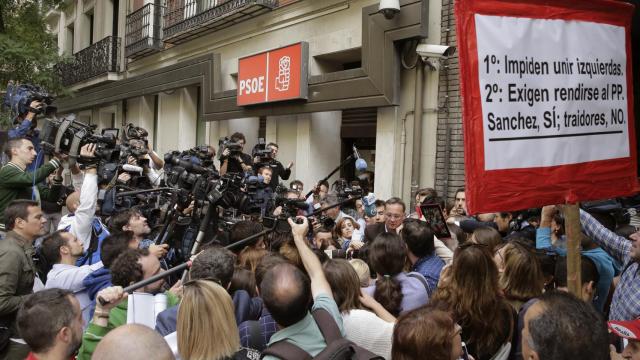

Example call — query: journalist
[0,137,63,235]
[7,100,44,171]
[57,144,111,265]
[219,132,253,175]
[108,209,169,259]
[258,142,293,191]
[0,200,47,359]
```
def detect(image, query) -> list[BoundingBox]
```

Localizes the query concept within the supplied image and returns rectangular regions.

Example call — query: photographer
[219,132,253,175]
[257,142,293,191]
[108,209,169,259]
[252,166,275,217]
[127,138,165,188]
[57,144,111,265]
[0,138,63,234]
[7,100,44,171]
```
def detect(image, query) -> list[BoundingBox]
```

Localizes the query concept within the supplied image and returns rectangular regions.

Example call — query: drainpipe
[399,110,414,201]
[410,59,424,208]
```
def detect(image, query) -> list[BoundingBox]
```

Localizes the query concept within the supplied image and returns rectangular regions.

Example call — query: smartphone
[460,342,470,360]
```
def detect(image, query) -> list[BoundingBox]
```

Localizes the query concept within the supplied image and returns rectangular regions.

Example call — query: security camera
[379,0,400,19]
[416,44,456,70]
[415,44,456,61]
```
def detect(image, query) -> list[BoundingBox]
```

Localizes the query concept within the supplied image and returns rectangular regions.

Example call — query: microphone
[362,192,377,217]
[353,145,367,171]
[121,164,143,174]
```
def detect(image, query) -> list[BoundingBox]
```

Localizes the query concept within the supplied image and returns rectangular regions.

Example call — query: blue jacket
[82,267,112,319]
[536,227,617,312]
[155,289,263,336]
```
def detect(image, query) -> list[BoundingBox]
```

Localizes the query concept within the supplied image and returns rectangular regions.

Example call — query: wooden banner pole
[562,203,582,297]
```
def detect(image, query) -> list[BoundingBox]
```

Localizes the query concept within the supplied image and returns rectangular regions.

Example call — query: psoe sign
[237,42,309,106]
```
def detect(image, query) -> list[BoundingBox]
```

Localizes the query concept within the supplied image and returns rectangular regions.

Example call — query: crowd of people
[1,105,640,360]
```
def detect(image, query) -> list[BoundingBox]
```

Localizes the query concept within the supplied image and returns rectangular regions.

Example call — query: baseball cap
[609,319,640,340]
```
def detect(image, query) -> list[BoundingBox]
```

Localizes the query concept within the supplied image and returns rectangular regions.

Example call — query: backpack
[261,309,383,360]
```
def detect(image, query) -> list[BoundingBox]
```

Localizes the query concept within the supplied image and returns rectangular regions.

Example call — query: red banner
[455,0,637,214]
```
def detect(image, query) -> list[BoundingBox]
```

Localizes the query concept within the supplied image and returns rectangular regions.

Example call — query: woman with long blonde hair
[177,280,258,360]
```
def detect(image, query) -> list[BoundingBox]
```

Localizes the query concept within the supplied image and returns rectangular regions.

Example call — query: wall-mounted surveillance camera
[379,0,400,19]
[416,44,456,70]
[415,44,456,60]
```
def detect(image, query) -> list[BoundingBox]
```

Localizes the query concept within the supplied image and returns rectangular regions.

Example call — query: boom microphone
[353,145,367,171]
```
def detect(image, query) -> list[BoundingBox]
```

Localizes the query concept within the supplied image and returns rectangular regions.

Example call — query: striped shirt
[580,210,640,320]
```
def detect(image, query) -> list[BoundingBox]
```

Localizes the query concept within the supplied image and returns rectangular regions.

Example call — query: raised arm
[70,145,99,251]
[580,209,631,265]
[288,217,333,299]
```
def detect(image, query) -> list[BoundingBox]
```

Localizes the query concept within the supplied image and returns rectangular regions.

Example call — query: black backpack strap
[261,340,312,360]
[311,308,342,343]
[407,272,431,297]
[247,320,265,351]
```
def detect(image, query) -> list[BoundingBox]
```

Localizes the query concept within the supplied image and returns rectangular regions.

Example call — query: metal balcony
[163,0,278,45]
[57,36,121,86]
[125,3,164,59]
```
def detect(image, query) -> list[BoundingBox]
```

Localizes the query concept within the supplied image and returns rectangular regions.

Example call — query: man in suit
[364,197,405,243]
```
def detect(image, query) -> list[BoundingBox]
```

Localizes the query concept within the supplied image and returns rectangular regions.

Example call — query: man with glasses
[364,197,405,243]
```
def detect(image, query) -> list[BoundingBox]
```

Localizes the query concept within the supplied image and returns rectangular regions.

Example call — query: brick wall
[434,0,465,202]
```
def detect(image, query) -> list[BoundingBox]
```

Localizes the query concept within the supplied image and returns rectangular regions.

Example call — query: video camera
[207,173,263,215]
[164,151,215,209]
[41,115,121,167]
[3,83,56,117]
[119,124,150,168]
[333,178,366,202]
[252,138,273,165]
[219,136,243,158]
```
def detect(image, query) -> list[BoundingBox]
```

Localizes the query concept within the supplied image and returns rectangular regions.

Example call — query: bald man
[93,324,174,360]
[57,144,110,265]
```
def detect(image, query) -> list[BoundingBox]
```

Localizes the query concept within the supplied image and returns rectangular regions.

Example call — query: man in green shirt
[0,200,48,359]
[0,138,63,233]
[76,248,181,360]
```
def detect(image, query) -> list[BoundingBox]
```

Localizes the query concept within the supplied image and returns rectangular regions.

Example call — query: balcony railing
[163,0,278,44]
[57,36,121,86]
[125,3,164,59]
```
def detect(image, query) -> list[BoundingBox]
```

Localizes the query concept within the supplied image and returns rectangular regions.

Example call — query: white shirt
[342,309,394,359]
[45,261,103,326]
[57,172,102,251]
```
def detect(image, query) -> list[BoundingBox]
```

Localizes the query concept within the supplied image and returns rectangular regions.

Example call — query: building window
[65,23,74,54]
[87,11,94,44]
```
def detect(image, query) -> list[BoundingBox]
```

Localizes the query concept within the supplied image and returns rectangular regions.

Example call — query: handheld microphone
[363,192,377,217]
[353,145,367,171]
